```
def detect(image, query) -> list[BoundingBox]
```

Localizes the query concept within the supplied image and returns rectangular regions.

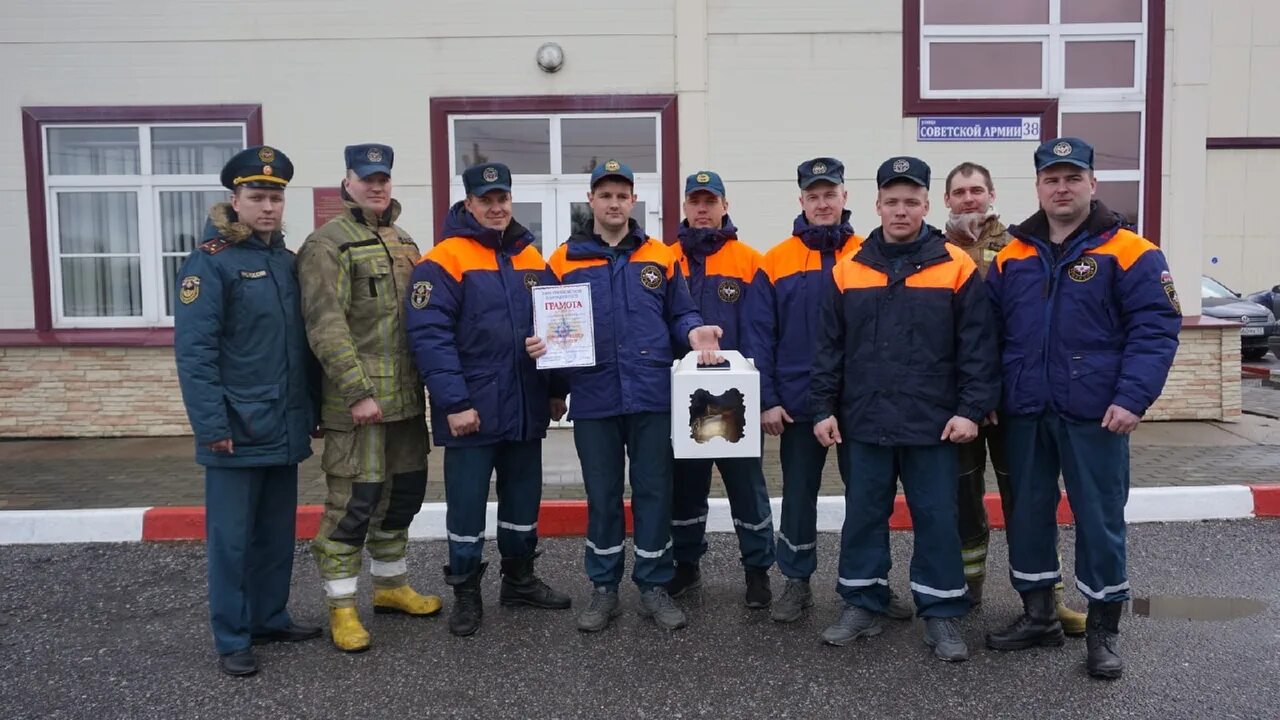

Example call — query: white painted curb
[0,485,1272,545]
[0,508,147,545]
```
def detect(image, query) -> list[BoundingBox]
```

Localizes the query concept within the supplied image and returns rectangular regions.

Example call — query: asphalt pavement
[1,521,1277,720]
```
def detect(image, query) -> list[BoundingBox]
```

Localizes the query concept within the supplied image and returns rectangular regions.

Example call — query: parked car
[1202,276,1276,362]
[1245,284,1280,360]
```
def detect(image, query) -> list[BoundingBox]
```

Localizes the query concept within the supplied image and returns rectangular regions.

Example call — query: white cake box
[671,350,761,459]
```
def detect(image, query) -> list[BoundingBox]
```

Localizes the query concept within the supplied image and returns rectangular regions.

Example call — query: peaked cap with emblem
[220,145,294,190]
[463,162,513,196]
[1035,136,1094,173]
[344,143,395,178]
[797,157,844,189]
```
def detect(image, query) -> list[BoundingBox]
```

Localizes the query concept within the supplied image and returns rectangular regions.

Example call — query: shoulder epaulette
[199,237,231,255]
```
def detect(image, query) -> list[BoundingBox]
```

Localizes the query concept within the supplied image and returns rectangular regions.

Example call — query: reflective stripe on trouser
[777,421,848,579]
[443,439,542,576]
[837,440,970,618]
[205,464,299,655]
[574,413,674,590]
[1003,412,1131,603]
[311,416,429,607]
[671,455,776,568]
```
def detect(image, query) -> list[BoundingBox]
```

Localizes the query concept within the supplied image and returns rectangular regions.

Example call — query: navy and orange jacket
[548,220,704,420]
[405,202,556,447]
[672,217,760,352]
[988,201,1180,421]
[742,211,861,419]
[810,226,1000,446]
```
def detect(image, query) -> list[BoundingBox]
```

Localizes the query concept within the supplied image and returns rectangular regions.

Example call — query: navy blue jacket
[811,227,1000,446]
[174,204,317,468]
[672,217,760,353]
[405,202,556,447]
[988,202,1181,421]
[742,211,860,419]
[548,220,704,420]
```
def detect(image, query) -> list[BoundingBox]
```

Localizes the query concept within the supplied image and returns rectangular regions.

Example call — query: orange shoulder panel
[995,238,1039,273]
[763,237,814,283]
[421,236,498,282]
[1088,229,1157,271]
[833,257,888,292]
[704,241,760,283]
[905,246,975,292]
[631,238,678,279]
[548,244,605,281]
[510,244,548,272]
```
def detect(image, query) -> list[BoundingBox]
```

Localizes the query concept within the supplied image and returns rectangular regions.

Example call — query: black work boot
[1085,601,1124,679]
[665,562,703,598]
[499,555,571,610]
[986,587,1066,651]
[744,566,772,609]
[444,563,487,637]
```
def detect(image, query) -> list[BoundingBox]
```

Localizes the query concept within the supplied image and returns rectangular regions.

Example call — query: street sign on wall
[917,117,1042,142]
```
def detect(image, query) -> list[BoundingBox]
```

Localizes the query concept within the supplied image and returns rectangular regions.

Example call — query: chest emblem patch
[524,272,540,290]
[410,280,432,309]
[717,279,741,303]
[640,264,664,290]
[1067,256,1098,283]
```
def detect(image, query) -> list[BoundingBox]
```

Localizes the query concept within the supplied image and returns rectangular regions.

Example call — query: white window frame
[920,0,1146,100]
[919,0,1148,232]
[43,122,246,328]
[446,112,664,257]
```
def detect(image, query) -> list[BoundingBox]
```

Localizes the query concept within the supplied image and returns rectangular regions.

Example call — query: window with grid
[43,123,245,327]
[919,0,1146,228]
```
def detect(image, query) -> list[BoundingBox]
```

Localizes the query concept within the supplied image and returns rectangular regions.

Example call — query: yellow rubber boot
[373,585,443,617]
[329,607,371,653]
[1055,586,1087,636]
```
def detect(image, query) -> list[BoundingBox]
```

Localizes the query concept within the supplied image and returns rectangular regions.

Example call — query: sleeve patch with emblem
[179,276,201,304]
[410,280,432,309]
[1160,271,1181,315]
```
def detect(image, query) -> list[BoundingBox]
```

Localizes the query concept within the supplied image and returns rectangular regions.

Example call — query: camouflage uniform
[298,196,429,608]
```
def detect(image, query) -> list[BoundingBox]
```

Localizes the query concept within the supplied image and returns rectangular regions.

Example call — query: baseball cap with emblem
[344,143,395,179]
[220,145,294,190]
[590,159,634,189]
[684,170,726,198]
[463,162,513,196]
[797,157,845,189]
[1034,136,1094,173]
[876,156,931,189]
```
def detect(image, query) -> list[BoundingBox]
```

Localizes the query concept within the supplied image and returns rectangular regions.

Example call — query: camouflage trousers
[311,416,429,608]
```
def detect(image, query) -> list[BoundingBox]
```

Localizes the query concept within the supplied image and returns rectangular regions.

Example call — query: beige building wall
[0,1,1260,435]
[1201,0,1280,295]
[700,0,1038,250]
[0,0,678,329]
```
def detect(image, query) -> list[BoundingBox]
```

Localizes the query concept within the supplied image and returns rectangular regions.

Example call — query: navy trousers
[777,421,849,579]
[205,464,299,655]
[1003,412,1131,603]
[443,439,542,576]
[573,412,674,590]
[836,440,969,618]
[671,455,776,568]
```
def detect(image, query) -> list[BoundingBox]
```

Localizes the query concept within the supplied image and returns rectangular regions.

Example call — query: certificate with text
[533,283,597,370]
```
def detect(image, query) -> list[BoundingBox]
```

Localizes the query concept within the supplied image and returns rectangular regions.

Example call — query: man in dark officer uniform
[406,162,571,637]
[175,146,322,677]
